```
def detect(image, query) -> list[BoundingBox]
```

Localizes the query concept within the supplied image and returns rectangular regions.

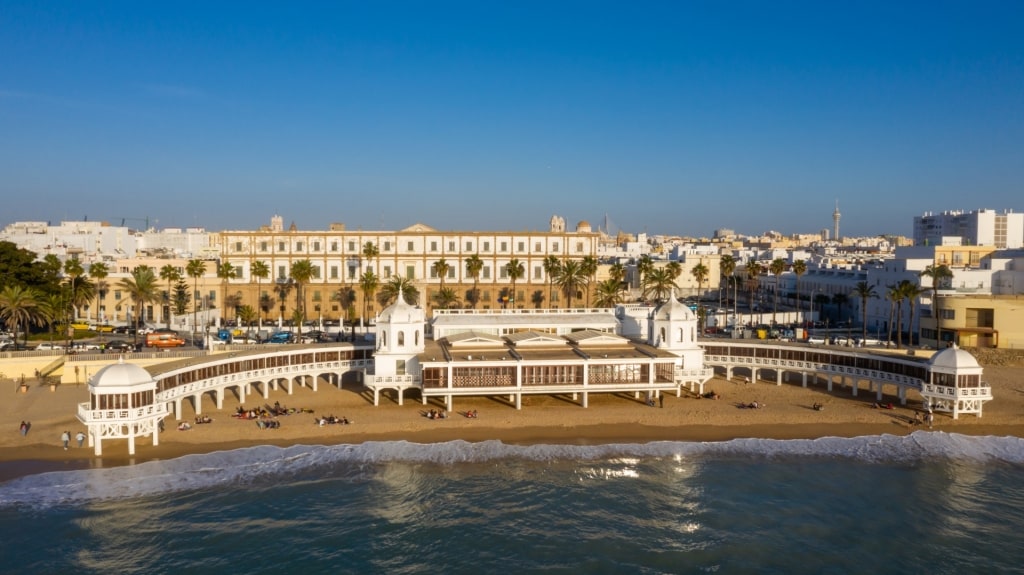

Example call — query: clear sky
[2,2,1022,238]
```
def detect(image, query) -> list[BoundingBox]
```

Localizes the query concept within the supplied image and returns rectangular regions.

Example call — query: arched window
[381,331,387,347]
[415,330,420,345]
[659,327,666,343]
[398,331,405,346]
[677,328,684,343]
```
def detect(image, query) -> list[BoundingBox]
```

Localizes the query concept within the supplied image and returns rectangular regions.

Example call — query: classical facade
[213,215,603,322]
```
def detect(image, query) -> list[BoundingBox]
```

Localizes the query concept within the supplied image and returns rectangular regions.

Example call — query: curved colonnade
[701,342,929,405]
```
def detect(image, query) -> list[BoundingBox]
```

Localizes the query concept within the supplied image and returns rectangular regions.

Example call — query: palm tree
[88,262,109,330]
[851,281,878,343]
[768,258,786,325]
[720,254,736,323]
[637,255,654,295]
[792,260,807,322]
[159,264,182,329]
[119,266,160,346]
[593,278,624,308]
[36,292,66,345]
[225,292,244,322]
[0,285,42,347]
[831,293,849,327]
[359,270,379,323]
[216,261,237,326]
[745,263,763,320]
[251,260,270,327]
[289,259,315,336]
[378,275,419,307]
[506,258,524,308]
[642,267,677,302]
[465,254,484,309]
[901,280,925,347]
[580,256,598,307]
[543,255,562,309]
[431,258,451,291]
[555,260,588,308]
[362,241,379,274]
[919,263,953,347]
[236,305,259,336]
[186,259,207,342]
[62,259,84,347]
[885,283,902,349]
[433,287,460,310]
[275,279,294,324]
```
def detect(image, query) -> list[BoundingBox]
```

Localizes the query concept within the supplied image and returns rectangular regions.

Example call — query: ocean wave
[2,432,1022,508]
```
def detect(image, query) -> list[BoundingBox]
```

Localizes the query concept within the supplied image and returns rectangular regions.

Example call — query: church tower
[648,289,705,370]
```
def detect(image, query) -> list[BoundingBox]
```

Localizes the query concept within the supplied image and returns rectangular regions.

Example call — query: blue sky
[2,2,1022,238]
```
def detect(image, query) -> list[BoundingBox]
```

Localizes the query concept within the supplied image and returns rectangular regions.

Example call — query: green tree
[831,293,849,327]
[251,260,270,325]
[159,264,182,329]
[543,255,562,309]
[36,292,66,345]
[580,256,599,307]
[361,241,379,273]
[555,260,588,308]
[431,258,451,291]
[432,287,460,310]
[593,278,624,308]
[186,259,207,341]
[637,255,654,294]
[171,279,192,316]
[720,254,736,323]
[792,259,807,321]
[745,263,763,318]
[465,254,484,308]
[63,259,85,347]
[768,258,786,325]
[505,258,524,308]
[236,305,259,334]
[119,266,160,346]
[289,259,316,336]
[919,263,953,346]
[216,261,237,326]
[88,262,109,338]
[378,275,419,307]
[885,284,901,348]
[851,281,878,343]
[359,270,379,323]
[901,280,925,347]
[0,285,42,347]
[0,241,52,291]
[642,267,677,302]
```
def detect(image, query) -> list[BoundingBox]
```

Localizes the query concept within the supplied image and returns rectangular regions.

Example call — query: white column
[194,394,203,415]
[93,428,103,456]
[128,430,136,456]
[397,387,404,406]
[238,384,246,405]
[153,419,160,446]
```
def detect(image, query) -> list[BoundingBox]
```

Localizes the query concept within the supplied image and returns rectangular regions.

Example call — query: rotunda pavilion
[76,359,169,456]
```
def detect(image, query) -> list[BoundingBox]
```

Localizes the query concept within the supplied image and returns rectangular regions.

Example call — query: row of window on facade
[265,262,565,283]
[233,239,588,255]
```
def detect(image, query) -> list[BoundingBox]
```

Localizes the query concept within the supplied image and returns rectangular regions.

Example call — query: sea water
[1,431,1022,574]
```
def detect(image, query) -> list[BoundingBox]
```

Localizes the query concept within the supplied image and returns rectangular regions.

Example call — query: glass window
[448,241,455,252]
[483,241,490,251]
[466,241,473,251]
[330,266,339,279]
[278,242,286,251]
[348,241,356,251]
[500,241,508,252]
[518,241,525,252]
[261,241,268,252]
[406,265,415,279]
[407,241,414,251]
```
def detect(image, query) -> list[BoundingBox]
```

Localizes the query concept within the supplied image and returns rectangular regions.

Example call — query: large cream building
[214,215,603,321]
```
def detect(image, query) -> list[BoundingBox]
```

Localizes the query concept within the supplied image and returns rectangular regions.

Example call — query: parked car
[69,321,91,331]
[104,341,133,352]
[35,342,66,351]
[113,325,136,335]
[91,324,115,333]
[267,331,295,344]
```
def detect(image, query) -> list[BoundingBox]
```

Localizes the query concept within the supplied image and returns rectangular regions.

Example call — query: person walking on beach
[61,430,70,450]
[20,421,28,436]
[927,411,934,429]
[76,431,85,448]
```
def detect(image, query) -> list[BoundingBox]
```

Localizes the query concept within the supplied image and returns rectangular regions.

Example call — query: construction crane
[116,217,151,230]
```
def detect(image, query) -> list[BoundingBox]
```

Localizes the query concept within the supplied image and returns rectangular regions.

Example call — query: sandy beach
[3,363,1023,481]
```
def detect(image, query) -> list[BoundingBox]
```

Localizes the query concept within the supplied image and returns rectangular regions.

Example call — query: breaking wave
[2,431,1022,508]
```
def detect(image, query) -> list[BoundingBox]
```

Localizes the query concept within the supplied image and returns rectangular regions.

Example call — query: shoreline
[4,365,1023,484]
[4,420,1023,484]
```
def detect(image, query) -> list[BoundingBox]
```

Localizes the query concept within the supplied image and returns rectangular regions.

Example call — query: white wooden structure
[76,359,168,456]
[365,291,425,405]
[920,345,992,419]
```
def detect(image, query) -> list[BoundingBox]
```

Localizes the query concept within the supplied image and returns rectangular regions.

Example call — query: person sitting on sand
[812,402,824,411]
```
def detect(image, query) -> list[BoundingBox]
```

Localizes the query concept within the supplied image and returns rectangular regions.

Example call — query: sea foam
[2,432,1022,508]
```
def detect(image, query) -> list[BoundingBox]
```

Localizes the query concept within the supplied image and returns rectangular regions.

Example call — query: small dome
[576,220,592,232]
[90,361,155,388]
[928,345,980,370]
[653,293,696,322]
